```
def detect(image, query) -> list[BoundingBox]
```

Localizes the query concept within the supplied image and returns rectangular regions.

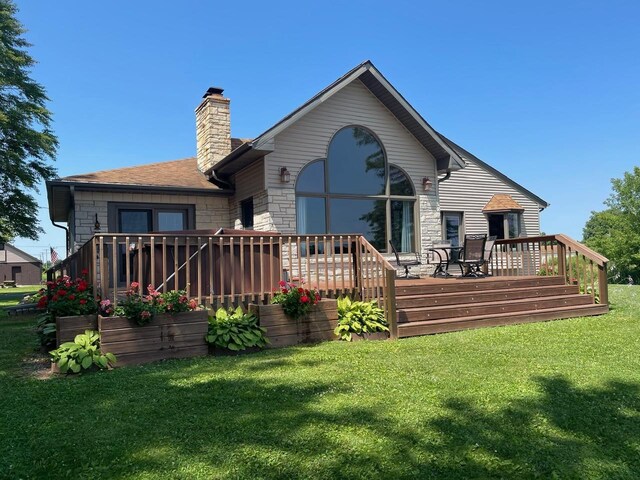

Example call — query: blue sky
[13,0,640,261]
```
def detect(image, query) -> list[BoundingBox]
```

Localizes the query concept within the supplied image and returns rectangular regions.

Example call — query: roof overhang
[211,60,466,177]
[46,180,234,222]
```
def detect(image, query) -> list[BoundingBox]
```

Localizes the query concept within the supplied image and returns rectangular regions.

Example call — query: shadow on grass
[4,365,640,479]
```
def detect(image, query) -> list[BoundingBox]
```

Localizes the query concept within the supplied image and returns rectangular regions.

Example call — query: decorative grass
[0,286,639,479]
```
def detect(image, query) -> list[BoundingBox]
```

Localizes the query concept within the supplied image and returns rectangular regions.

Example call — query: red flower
[81,268,89,276]
[51,295,59,302]
[77,281,88,292]
[57,289,67,296]
[37,296,48,309]
[297,287,304,294]
[315,293,321,302]
[281,288,288,294]
[79,299,87,305]
[279,280,287,287]
[179,295,188,304]
[300,295,310,303]
[68,294,76,301]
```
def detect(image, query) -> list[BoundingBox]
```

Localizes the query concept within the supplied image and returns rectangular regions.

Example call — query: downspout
[52,221,70,256]
[437,170,452,183]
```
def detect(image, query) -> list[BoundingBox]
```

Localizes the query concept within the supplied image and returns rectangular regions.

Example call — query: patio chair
[482,235,497,276]
[389,240,421,278]
[455,234,487,277]
[426,240,452,278]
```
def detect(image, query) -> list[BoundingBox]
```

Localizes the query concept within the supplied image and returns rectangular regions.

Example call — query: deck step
[395,284,580,309]
[398,304,609,337]
[395,275,565,296]
[397,294,593,322]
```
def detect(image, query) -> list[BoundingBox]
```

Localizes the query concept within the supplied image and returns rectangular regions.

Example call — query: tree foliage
[0,0,57,242]
[583,167,640,283]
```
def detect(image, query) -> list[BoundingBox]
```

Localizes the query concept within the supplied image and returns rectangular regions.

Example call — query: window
[240,198,254,229]
[109,203,193,233]
[488,213,521,239]
[442,212,463,247]
[295,126,416,252]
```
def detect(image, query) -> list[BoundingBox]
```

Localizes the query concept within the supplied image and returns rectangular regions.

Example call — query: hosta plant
[50,330,116,374]
[35,311,56,349]
[334,296,389,341]
[206,306,269,351]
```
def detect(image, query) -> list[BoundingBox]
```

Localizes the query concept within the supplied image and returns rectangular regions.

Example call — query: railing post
[385,268,398,339]
[557,241,567,281]
[352,239,361,299]
[598,263,609,306]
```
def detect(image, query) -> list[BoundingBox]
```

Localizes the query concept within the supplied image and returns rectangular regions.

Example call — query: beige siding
[438,158,543,237]
[72,190,230,247]
[230,159,268,229]
[263,79,440,263]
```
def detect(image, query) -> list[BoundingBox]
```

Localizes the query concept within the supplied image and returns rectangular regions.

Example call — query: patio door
[442,212,463,247]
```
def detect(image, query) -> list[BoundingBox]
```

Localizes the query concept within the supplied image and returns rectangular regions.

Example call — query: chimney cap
[203,87,224,98]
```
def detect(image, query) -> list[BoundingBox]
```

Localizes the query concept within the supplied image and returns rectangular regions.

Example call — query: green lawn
[1,286,639,479]
[0,285,41,320]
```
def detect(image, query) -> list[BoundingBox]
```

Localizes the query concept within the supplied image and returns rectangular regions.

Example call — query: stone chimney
[196,87,231,173]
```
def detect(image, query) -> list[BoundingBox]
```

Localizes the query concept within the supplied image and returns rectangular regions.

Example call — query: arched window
[296,126,416,252]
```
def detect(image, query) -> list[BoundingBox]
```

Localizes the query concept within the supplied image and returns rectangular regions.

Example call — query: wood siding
[233,158,265,202]
[438,158,544,237]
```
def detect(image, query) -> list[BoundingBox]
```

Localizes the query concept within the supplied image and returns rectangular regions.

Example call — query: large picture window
[295,126,416,252]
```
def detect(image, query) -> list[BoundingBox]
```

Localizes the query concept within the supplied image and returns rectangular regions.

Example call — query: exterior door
[442,212,463,247]
[11,266,21,283]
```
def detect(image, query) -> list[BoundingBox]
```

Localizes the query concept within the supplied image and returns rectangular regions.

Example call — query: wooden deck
[395,275,608,337]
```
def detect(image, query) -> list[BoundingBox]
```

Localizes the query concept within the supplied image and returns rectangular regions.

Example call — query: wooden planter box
[98,310,208,366]
[56,314,98,346]
[250,299,338,348]
[350,331,390,342]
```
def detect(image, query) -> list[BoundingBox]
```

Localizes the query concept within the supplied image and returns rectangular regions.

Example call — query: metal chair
[389,240,421,278]
[482,236,497,276]
[427,240,452,278]
[455,234,487,277]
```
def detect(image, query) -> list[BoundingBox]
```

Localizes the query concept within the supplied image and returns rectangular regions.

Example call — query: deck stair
[396,275,608,338]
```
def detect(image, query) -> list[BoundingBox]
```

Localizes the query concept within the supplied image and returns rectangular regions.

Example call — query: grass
[1,286,639,479]
[0,285,41,320]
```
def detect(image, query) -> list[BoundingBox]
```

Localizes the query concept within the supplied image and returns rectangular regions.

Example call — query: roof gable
[214,60,466,176]
[2,244,42,264]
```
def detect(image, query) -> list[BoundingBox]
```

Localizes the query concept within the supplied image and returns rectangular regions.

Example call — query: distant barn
[0,244,42,286]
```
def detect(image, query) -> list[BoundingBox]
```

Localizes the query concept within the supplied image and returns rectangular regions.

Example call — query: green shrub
[50,330,116,374]
[206,306,269,351]
[334,296,389,341]
[35,311,56,349]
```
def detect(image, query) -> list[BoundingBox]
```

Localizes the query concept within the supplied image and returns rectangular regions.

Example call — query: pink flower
[130,282,139,292]
[188,299,198,310]
[140,310,151,319]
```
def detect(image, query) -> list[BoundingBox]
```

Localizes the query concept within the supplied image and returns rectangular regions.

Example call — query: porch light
[94,214,101,232]
[280,167,291,183]
[422,177,433,191]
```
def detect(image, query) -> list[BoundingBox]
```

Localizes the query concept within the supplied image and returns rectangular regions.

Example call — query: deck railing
[490,234,609,305]
[47,233,399,338]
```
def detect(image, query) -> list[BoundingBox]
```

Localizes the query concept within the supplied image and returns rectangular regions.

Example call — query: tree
[0,0,57,242]
[583,167,640,283]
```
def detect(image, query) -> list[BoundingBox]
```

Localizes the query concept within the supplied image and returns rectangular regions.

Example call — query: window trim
[295,125,418,252]
[107,202,195,233]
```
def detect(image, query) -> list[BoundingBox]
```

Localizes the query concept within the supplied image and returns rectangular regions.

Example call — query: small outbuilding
[0,243,42,286]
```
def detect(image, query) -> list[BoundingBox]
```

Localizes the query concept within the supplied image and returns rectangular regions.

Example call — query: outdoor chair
[426,240,452,278]
[389,240,421,278]
[482,235,497,276]
[454,234,488,277]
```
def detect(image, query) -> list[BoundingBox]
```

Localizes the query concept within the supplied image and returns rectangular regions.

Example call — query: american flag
[50,247,59,264]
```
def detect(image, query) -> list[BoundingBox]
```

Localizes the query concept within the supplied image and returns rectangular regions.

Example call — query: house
[0,243,42,285]
[46,60,548,270]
